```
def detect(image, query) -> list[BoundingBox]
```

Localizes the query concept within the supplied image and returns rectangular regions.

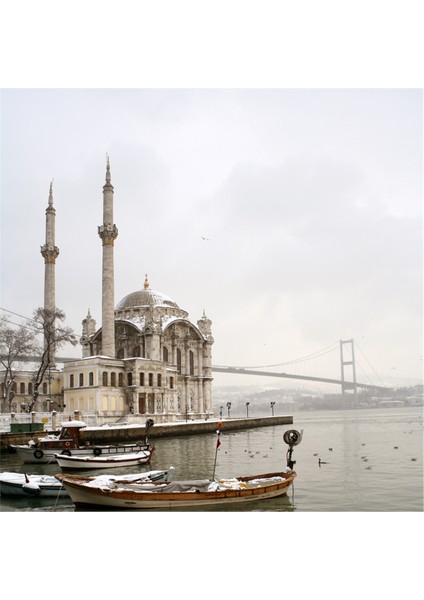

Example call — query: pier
[1,415,293,453]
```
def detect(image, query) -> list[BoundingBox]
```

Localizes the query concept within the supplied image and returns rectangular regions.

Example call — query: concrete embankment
[1,415,293,453]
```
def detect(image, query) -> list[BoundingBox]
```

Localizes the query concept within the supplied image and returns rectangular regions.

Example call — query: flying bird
[201,236,210,241]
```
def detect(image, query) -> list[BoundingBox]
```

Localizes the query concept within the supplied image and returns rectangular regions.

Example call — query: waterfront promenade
[0,414,293,452]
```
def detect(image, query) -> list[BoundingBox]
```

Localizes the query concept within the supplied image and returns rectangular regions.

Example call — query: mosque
[2,159,214,422]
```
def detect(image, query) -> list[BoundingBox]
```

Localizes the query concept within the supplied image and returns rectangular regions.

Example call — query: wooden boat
[0,472,67,497]
[55,449,152,470]
[56,428,303,510]
[55,469,296,509]
[10,419,154,464]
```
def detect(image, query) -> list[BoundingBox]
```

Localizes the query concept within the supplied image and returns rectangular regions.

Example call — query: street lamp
[270,401,275,416]
[219,406,223,419]
[246,402,250,418]
[226,402,231,418]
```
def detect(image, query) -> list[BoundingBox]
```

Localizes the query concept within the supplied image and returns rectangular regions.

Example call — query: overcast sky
[1,88,422,389]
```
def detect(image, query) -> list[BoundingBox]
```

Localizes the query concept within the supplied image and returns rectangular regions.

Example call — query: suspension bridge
[212,339,391,396]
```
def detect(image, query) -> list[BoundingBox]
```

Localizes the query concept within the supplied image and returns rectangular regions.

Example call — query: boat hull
[55,451,151,470]
[56,470,296,510]
[0,472,66,497]
[11,444,150,464]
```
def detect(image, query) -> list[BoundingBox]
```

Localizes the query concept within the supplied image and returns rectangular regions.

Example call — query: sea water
[0,406,422,512]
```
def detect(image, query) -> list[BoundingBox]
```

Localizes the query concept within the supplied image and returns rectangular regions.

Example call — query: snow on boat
[55,449,153,470]
[0,467,174,497]
[55,469,296,509]
[10,419,154,464]
[0,472,67,497]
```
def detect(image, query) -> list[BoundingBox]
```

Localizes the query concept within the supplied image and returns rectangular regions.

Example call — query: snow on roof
[60,420,87,428]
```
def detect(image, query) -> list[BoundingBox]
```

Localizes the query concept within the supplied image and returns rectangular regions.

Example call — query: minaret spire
[98,156,118,357]
[40,180,60,366]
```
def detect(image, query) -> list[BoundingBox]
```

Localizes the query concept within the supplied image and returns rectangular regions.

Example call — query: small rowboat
[55,469,296,509]
[0,472,67,497]
[55,448,153,470]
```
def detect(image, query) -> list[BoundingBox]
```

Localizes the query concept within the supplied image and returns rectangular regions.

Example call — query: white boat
[0,472,67,497]
[0,467,175,497]
[10,419,153,464]
[55,449,152,470]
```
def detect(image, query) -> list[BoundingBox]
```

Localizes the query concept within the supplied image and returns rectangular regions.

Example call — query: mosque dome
[115,275,180,311]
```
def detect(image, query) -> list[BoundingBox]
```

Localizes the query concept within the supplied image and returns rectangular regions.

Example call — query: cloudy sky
[1,88,422,389]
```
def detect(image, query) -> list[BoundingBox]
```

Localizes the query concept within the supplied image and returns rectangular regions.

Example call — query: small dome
[115,276,180,311]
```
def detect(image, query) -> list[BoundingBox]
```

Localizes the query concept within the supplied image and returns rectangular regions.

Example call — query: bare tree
[28,307,78,411]
[0,316,40,412]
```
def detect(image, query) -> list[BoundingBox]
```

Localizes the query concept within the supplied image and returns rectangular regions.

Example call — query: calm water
[0,406,422,512]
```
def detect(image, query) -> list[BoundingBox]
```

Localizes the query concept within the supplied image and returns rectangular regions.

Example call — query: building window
[189,350,194,375]
[148,373,153,387]
[157,374,162,387]
[127,372,133,386]
[102,371,108,386]
[118,373,123,386]
[133,346,140,357]
[111,372,116,387]
[43,382,48,394]
[79,373,84,387]
[177,348,182,374]
[28,382,33,395]
[163,346,169,363]
[117,348,124,359]
[89,372,94,386]
[169,377,174,389]
[140,372,145,386]
[20,382,25,394]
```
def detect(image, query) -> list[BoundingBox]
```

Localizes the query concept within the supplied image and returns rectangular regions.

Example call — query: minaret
[40,181,59,366]
[98,156,118,357]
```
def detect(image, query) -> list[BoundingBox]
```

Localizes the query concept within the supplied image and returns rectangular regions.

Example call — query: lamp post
[246,402,250,418]
[226,402,231,419]
[270,401,275,416]
[219,406,223,419]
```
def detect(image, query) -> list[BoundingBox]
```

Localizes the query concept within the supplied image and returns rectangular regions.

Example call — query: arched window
[118,373,123,386]
[43,382,48,394]
[127,372,133,386]
[189,350,194,375]
[89,372,94,386]
[79,373,84,387]
[169,376,174,389]
[157,374,162,387]
[111,372,116,387]
[102,371,108,386]
[117,348,124,359]
[70,374,74,388]
[20,382,25,394]
[177,348,182,374]
[163,346,169,363]
[140,372,145,386]
[148,373,153,387]
[133,346,140,357]
[28,382,33,395]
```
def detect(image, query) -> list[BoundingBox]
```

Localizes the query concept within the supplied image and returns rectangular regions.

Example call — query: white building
[2,159,214,422]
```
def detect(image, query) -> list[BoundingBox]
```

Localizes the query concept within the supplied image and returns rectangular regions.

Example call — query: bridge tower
[340,339,357,406]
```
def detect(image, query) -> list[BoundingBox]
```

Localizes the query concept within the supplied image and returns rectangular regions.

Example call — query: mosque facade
[2,160,214,422]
